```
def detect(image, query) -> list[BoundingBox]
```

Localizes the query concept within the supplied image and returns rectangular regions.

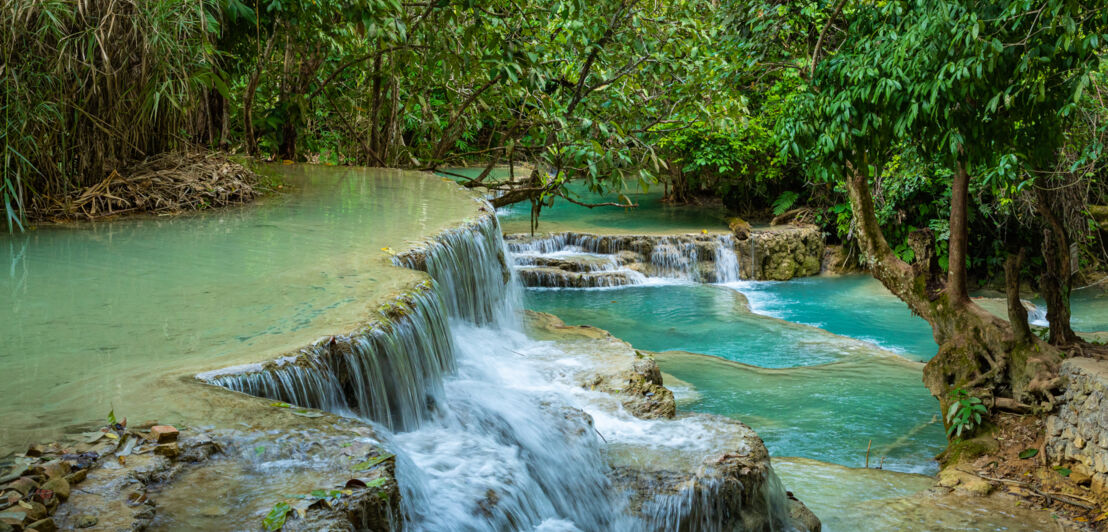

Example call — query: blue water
[728,276,936,361]
[524,279,947,472]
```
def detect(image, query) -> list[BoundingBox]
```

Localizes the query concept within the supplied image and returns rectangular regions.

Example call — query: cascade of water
[394,213,516,327]
[201,203,794,530]
[199,282,455,431]
[713,235,741,283]
[749,238,759,280]
[506,232,742,285]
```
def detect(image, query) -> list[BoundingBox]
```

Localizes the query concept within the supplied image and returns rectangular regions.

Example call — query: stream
[2,165,1086,530]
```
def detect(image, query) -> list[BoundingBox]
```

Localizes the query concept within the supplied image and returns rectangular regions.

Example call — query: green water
[440,167,729,234]
[524,282,947,472]
[0,165,478,452]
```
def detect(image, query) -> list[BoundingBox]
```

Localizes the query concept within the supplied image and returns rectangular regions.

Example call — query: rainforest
[2,1,1108,531]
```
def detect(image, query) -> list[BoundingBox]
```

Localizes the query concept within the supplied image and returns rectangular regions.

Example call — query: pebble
[26,517,56,532]
[74,515,98,528]
[150,425,179,443]
[41,478,69,501]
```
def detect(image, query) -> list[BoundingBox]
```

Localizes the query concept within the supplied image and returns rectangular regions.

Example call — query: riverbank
[26,152,262,224]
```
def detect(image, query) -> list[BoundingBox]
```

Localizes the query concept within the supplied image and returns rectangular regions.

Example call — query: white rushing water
[507,232,744,288]
[204,213,793,530]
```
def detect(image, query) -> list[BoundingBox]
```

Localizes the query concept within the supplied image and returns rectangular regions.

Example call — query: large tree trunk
[844,162,1059,435]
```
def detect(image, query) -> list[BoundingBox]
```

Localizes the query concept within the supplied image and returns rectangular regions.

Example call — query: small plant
[946,388,987,439]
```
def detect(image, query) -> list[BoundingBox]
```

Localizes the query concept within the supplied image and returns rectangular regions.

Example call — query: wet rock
[64,470,86,485]
[741,225,824,281]
[4,477,36,496]
[619,356,676,419]
[611,415,810,531]
[38,461,69,480]
[154,443,180,459]
[150,425,179,443]
[788,493,821,532]
[728,217,752,240]
[41,478,69,501]
[23,501,47,521]
[73,515,98,528]
[26,517,56,532]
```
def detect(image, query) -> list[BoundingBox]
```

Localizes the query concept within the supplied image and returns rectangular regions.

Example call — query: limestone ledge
[1046,357,1108,492]
[738,225,825,281]
[506,225,825,285]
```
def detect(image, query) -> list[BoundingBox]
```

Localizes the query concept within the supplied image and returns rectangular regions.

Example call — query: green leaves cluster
[946,388,988,438]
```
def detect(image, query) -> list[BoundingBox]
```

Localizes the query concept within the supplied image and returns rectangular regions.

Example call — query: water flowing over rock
[198,281,455,432]
[506,231,743,285]
[191,197,813,530]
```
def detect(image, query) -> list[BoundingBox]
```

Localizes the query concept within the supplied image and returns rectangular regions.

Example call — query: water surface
[1,165,478,452]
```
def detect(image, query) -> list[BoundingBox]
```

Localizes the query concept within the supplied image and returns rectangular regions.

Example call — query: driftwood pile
[36,152,259,221]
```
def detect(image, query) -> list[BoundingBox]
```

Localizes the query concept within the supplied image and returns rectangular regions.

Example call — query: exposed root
[33,151,259,222]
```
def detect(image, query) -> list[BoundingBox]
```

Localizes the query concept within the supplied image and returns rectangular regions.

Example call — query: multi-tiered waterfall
[200,204,808,531]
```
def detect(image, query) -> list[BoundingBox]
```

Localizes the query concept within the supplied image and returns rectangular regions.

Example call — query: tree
[782,0,1107,430]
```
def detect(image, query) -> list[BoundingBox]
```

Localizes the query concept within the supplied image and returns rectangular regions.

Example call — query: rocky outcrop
[524,311,819,531]
[517,266,643,288]
[735,225,824,281]
[610,415,816,532]
[35,418,399,531]
[1045,357,1108,492]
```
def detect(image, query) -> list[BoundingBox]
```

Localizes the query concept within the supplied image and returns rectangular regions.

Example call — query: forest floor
[947,410,1108,530]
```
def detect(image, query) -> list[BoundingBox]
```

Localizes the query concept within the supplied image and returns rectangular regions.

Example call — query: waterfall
[713,235,741,283]
[394,213,515,327]
[199,204,793,531]
[505,232,741,285]
[198,281,455,432]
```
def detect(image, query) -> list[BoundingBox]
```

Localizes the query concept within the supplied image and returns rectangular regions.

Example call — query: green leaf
[107,409,117,426]
[270,402,291,408]
[1018,448,1038,459]
[353,453,395,472]
[262,502,292,531]
[1054,466,1071,477]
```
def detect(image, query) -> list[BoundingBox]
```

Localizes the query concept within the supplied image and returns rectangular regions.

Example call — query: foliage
[262,501,292,531]
[1,0,216,231]
[945,389,988,438]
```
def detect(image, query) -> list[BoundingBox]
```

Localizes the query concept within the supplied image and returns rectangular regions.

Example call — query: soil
[952,411,1108,530]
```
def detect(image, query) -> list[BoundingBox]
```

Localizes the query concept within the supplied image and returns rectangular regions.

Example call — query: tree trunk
[948,159,970,306]
[1036,189,1079,346]
[244,29,278,157]
[1004,249,1032,344]
[843,162,1058,434]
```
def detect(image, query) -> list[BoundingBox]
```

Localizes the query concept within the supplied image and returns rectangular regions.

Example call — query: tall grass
[1,0,215,231]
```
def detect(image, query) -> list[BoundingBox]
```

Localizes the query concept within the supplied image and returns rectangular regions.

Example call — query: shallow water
[0,165,477,452]
[656,351,945,474]
[526,283,911,368]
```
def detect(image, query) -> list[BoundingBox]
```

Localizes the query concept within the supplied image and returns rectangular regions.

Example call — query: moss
[939,430,999,467]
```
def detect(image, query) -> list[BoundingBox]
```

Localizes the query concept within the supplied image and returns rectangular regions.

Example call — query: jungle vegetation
[3,0,1108,437]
